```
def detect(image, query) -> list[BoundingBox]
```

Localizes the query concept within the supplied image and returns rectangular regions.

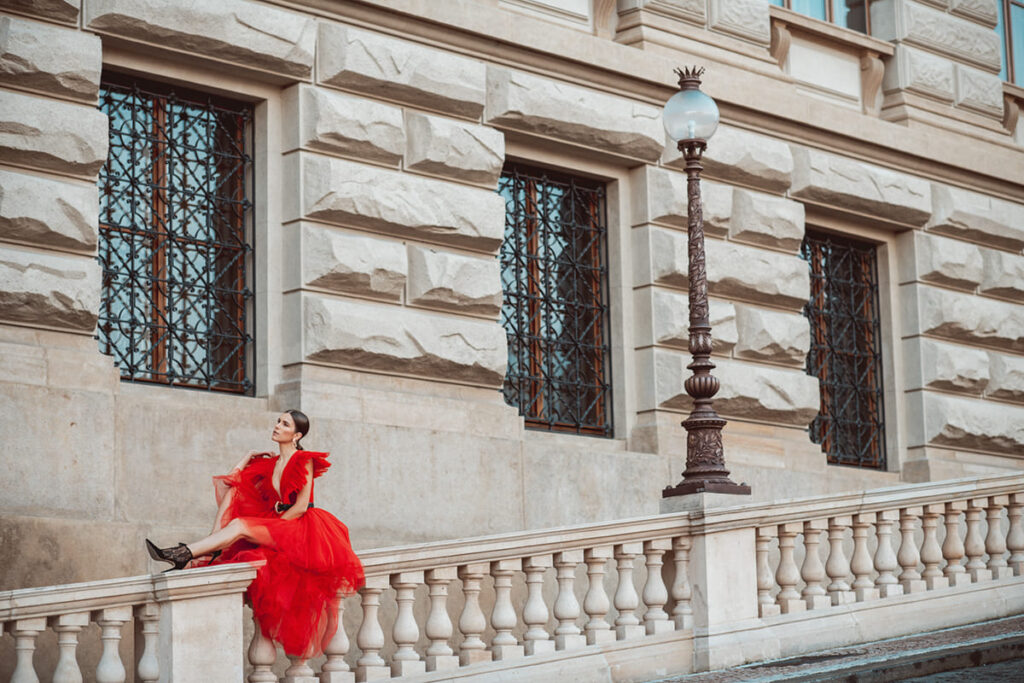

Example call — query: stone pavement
[651,615,1024,682]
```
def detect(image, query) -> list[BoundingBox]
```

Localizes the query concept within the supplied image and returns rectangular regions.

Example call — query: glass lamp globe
[663,88,719,142]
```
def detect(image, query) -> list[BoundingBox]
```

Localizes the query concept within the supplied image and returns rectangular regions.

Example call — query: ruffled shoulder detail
[280,450,330,499]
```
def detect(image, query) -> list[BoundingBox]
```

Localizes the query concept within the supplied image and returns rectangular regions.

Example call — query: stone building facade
[0,0,1022,591]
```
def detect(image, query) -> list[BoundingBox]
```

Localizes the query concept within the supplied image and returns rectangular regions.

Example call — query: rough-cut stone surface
[406,246,502,316]
[618,0,706,24]
[404,113,504,187]
[950,0,999,26]
[883,45,955,101]
[301,223,406,301]
[902,284,1024,353]
[896,231,982,290]
[486,66,664,161]
[910,338,990,394]
[643,288,737,352]
[638,227,810,310]
[631,166,730,236]
[734,305,810,366]
[303,295,506,385]
[0,246,99,331]
[729,190,804,252]
[319,23,486,118]
[954,64,1004,117]
[0,89,107,176]
[987,352,1024,403]
[790,147,932,225]
[1,0,79,24]
[979,249,1024,301]
[708,0,770,45]
[650,350,818,425]
[919,392,1024,455]
[282,85,404,166]
[872,0,1002,71]
[665,125,794,193]
[85,0,315,78]
[927,185,1024,251]
[286,153,505,252]
[0,15,100,102]
[0,169,98,250]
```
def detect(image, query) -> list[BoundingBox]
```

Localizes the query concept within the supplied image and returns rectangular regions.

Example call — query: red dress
[210,450,365,658]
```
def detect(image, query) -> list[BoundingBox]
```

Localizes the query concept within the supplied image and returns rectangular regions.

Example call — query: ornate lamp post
[661,67,750,498]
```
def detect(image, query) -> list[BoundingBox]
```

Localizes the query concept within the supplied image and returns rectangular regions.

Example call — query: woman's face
[272,413,302,445]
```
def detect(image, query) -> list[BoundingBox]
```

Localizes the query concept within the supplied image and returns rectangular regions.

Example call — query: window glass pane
[791,0,827,21]
[769,0,785,6]
[1012,3,1024,85]
[998,0,1009,81]
[833,0,868,33]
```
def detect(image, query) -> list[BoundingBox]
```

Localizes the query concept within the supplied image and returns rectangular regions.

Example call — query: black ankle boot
[145,538,193,571]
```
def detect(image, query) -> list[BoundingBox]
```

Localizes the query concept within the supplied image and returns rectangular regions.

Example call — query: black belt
[275,502,315,514]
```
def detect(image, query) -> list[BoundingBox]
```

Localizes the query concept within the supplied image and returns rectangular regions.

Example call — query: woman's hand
[233,450,271,473]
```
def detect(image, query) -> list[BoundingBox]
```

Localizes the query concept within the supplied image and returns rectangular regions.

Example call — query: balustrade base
[855,587,880,602]
[426,654,459,671]
[390,660,425,677]
[991,567,1014,580]
[830,592,856,606]
[804,595,831,610]
[969,568,994,583]
[616,624,645,641]
[924,576,950,590]
[283,674,317,683]
[945,572,971,588]
[1011,563,1023,577]
[525,639,556,655]
[319,672,354,683]
[778,598,806,614]
[759,604,781,618]
[459,649,492,666]
[900,579,927,594]
[355,665,390,681]
[491,644,525,660]
[586,630,617,646]
[555,633,587,650]
[878,584,904,598]
[674,614,694,630]
[646,620,675,635]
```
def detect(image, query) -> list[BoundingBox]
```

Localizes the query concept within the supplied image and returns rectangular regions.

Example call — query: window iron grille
[800,231,886,469]
[499,164,612,437]
[97,74,254,393]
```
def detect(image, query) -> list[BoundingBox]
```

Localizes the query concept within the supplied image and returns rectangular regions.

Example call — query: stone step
[654,615,1024,682]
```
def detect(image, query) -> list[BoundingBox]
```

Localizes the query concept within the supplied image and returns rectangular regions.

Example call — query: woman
[146,410,365,659]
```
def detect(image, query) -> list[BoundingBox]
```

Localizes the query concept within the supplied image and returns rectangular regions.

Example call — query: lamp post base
[662,480,751,498]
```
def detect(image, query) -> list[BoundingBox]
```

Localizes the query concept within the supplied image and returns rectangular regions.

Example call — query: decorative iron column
[661,67,750,498]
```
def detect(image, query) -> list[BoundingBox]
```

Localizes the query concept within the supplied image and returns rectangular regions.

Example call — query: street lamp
[661,67,750,498]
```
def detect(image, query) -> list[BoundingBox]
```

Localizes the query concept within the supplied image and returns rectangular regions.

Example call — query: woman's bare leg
[187,518,273,557]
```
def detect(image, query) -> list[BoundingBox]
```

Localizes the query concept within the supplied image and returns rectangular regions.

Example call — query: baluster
[424,567,459,672]
[921,504,949,590]
[320,597,354,683]
[355,575,390,682]
[942,501,970,588]
[553,550,586,650]
[95,606,130,683]
[801,520,830,610]
[873,510,903,598]
[284,657,317,683]
[49,612,89,683]
[583,546,615,644]
[825,516,854,606]
[11,617,45,683]
[390,571,426,676]
[756,527,780,617]
[490,558,524,660]
[986,495,1012,579]
[1008,493,1024,576]
[965,498,993,582]
[133,603,160,683]
[247,616,277,683]
[613,542,644,640]
[643,539,673,634]
[671,537,694,629]
[898,507,926,594]
[523,555,554,655]
[775,523,805,613]
[852,513,879,601]
[457,563,492,665]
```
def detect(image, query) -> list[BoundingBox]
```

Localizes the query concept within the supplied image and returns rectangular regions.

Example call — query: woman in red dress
[146,410,365,659]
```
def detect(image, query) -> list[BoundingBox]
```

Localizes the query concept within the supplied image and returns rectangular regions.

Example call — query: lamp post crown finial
[674,66,705,90]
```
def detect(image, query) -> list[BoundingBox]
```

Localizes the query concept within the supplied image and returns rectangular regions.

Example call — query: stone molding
[954,64,1004,117]
[0,245,100,332]
[949,0,999,28]
[896,230,983,291]
[617,0,706,25]
[0,89,107,177]
[0,169,98,251]
[0,0,79,25]
[927,185,1024,252]
[664,125,794,194]
[883,44,956,102]
[404,112,505,188]
[0,15,101,102]
[84,0,316,79]
[707,0,770,46]
[406,245,503,317]
[299,223,407,302]
[902,283,1024,353]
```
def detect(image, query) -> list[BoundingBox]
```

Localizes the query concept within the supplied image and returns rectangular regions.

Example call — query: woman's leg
[187,518,274,557]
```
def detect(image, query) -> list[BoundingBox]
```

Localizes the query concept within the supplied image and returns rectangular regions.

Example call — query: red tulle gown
[209,450,365,658]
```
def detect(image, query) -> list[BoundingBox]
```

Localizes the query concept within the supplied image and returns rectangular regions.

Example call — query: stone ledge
[916,392,1024,455]
[406,246,502,317]
[0,89,107,177]
[901,283,1024,353]
[896,231,983,291]
[1,0,79,24]
[299,223,406,302]
[0,169,98,251]
[0,15,101,102]
[664,125,794,194]
[404,113,504,188]
[926,185,1024,252]
[302,294,507,387]
[84,0,316,79]
[0,246,100,331]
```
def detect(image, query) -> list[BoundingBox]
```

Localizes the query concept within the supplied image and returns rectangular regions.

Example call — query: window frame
[771,0,875,35]
[999,0,1024,85]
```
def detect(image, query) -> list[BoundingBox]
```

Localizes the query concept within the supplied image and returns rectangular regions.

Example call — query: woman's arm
[279,461,314,521]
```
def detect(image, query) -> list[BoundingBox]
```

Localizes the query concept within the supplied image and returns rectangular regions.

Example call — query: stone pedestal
[426,655,459,671]
[459,650,492,666]
[586,630,616,646]
[555,634,587,650]
[491,644,525,660]
[661,492,749,514]
[319,673,355,683]
[525,639,556,655]
[390,660,425,677]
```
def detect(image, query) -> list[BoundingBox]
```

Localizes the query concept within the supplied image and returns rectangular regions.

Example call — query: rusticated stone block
[0,246,99,331]
[906,338,990,394]
[950,0,998,26]
[979,249,1024,301]
[300,223,406,301]
[0,169,98,250]
[302,295,506,386]
[406,246,502,316]
[282,84,404,166]
[486,66,664,161]
[637,288,737,352]
[319,23,486,119]
[902,283,1024,353]
[896,231,982,290]
[927,185,1024,251]
[915,392,1024,455]
[0,0,79,24]
[708,0,770,45]
[405,113,504,187]
[954,64,1003,117]
[729,190,804,252]
[636,227,810,310]
[665,125,793,193]
[734,305,809,366]
[630,166,730,235]
[872,0,1002,71]
[285,153,505,252]
[882,45,955,102]
[0,89,107,176]
[790,147,931,225]
[85,0,316,79]
[0,15,100,102]
[987,353,1024,403]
